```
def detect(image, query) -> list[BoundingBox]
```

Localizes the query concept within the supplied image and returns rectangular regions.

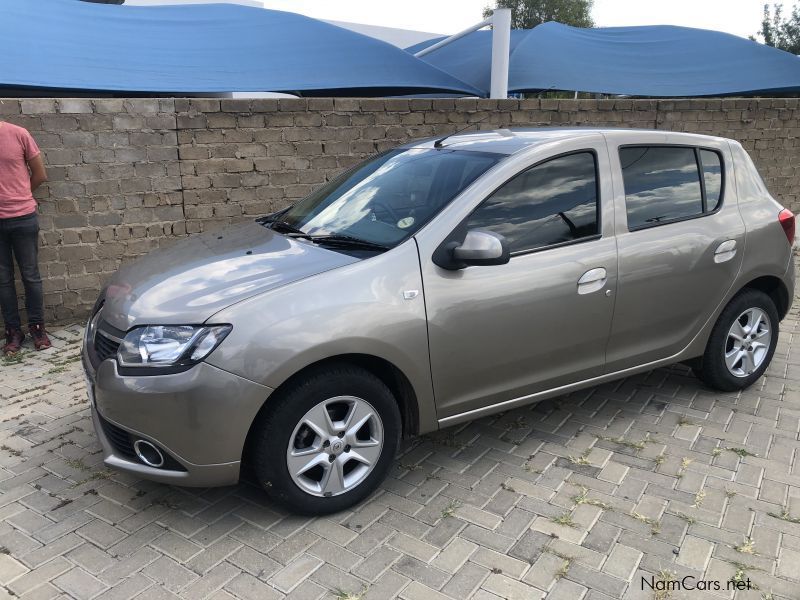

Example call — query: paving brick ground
[2,273,800,600]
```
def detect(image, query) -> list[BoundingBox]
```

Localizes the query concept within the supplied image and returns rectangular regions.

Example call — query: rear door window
[619,146,724,230]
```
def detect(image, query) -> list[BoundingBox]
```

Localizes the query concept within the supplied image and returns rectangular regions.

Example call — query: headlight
[118,325,231,369]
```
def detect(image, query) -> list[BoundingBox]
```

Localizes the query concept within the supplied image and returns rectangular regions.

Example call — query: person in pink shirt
[0,120,50,354]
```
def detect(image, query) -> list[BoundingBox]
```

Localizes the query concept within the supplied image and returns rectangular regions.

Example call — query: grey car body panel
[205,238,438,433]
[602,131,747,372]
[414,133,618,418]
[91,405,241,487]
[83,128,795,487]
[729,141,794,286]
[90,356,272,466]
[101,221,359,330]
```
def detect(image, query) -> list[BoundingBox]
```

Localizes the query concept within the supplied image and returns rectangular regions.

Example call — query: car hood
[100,221,359,331]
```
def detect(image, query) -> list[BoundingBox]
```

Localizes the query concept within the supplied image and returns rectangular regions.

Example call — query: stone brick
[21,98,57,114]
[471,548,528,578]
[482,573,544,600]
[401,581,451,600]
[53,567,108,599]
[0,554,28,584]
[776,547,800,580]
[224,572,282,600]
[602,544,642,581]
[57,98,94,114]
[269,554,323,593]
[0,99,21,114]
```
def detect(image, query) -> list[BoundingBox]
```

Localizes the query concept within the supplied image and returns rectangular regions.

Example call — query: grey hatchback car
[82,128,795,514]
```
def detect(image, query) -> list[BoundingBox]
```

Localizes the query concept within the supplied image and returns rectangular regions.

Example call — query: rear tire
[249,364,401,515]
[693,289,779,392]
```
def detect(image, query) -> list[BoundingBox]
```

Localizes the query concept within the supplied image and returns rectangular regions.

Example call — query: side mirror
[450,229,510,268]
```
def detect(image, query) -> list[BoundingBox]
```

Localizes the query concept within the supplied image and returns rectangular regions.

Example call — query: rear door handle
[577,267,607,295]
[714,240,737,263]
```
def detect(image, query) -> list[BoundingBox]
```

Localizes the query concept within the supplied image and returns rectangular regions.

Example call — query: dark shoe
[29,323,51,351]
[3,327,24,355]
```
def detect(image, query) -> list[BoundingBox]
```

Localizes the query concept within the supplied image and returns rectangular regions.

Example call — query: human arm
[27,154,47,192]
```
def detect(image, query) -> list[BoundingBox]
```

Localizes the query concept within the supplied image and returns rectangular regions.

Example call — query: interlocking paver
[361,569,408,600]
[776,547,800,580]
[223,572,282,600]
[470,547,527,578]
[65,543,116,575]
[548,578,589,600]
[2,260,800,599]
[0,554,28,585]
[142,556,198,592]
[400,580,450,600]
[6,556,71,596]
[602,544,642,582]
[182,561,240,599]
[95,573,152,600]
[269,554,323,594]
[523,552,563,590]
[482,572,544,600]
[351,545,400,582]
[440,561,489,598]
[53,567,108,599]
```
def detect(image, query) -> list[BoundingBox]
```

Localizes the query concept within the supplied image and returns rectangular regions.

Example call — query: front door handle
[577,267,607,295]
[714,240,737,264]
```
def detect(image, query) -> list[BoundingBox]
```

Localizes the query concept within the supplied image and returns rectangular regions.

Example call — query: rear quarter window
[700,149,722,211]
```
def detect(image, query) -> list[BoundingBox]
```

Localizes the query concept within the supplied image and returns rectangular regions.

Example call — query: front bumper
[83,349,273,487]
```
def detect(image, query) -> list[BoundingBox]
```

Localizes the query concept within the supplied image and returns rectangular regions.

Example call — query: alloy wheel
[724,307,771,378]
[286,396,384,497]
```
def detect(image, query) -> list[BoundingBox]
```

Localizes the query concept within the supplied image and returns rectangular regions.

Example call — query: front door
[419,145,618,420]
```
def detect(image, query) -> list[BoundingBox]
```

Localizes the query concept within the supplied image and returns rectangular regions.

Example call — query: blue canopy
[0,0,482,96]
[408,22,800,97]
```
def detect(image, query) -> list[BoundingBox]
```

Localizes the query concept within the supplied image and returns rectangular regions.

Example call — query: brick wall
[1,97,798,323]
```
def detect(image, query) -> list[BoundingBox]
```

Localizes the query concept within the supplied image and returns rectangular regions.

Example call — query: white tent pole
[413,17,492,58]
[490,8,511,99]
[412,8,510,98]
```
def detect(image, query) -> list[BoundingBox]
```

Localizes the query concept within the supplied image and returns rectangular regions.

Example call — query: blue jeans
[0,212,44,329]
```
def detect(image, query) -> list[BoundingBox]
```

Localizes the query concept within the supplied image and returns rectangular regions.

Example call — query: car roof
[400,128,729,155]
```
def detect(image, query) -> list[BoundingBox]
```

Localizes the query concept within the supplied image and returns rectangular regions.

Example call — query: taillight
[779,208,795,245]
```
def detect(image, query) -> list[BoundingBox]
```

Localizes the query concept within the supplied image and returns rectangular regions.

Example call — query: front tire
[694,289,779,392]
[249,364,401,515]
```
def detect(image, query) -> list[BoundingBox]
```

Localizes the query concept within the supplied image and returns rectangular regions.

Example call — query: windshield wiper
[266,220,307,236]
[263,218,389,252]
[257,208,292,226]
[287,233,389,252]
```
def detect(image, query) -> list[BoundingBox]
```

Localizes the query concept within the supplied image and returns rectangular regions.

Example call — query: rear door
[604,133,745,372]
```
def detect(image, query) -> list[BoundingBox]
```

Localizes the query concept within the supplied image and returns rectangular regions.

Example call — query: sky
[256,0,774,39]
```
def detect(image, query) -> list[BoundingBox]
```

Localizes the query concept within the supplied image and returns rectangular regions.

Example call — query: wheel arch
[242,354,421,465]
[737,275,790,320]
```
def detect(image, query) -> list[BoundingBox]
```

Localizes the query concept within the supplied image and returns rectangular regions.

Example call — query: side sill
[438,352,690,428]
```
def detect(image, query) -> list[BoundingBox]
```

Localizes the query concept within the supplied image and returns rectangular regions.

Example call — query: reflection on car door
[420,145,618,421]
[605,137,746,372]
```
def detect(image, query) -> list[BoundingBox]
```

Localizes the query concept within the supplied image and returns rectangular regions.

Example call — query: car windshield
[270,148,504,248]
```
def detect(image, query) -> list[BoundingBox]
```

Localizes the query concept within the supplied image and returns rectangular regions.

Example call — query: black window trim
[619,143,726,233]
[466,148,603,259]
